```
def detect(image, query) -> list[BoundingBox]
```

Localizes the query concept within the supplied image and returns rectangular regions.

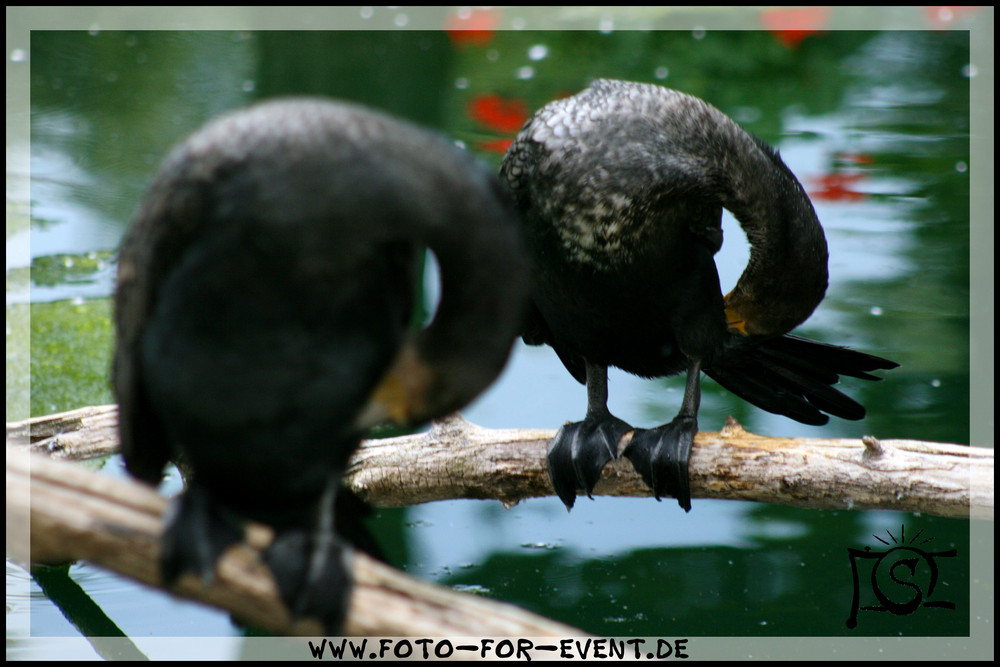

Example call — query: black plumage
[113,98,528,631]
[501,79,897,511]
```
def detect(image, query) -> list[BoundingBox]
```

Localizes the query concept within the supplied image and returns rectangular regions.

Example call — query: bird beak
[354,373,409,431]
[353,343,435,431]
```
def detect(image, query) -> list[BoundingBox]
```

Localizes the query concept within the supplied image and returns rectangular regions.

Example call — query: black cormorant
[500,79,898,512]
[113,98,528,631]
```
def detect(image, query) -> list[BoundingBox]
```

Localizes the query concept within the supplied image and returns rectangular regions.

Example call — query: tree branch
[351,414,993,520]
[6,443,582,637]
[8,404,994,520]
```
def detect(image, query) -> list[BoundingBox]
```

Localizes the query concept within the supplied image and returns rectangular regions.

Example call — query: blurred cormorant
[500,79,897,511]
[114,98,528,631]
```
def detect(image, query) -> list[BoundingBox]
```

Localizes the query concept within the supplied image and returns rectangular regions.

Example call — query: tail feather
[706,363,830,425]
[762,334,898,381]
[704,333,898,426]
[760,357,866,420]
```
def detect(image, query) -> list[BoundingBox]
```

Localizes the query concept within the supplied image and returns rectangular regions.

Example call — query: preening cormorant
[113,98,528,631]
[500,79,898,511]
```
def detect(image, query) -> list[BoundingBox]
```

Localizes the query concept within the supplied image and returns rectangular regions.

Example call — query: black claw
[264,530,353,633]
[622,416,696,511]
[547,412,632,510]
[160,484,354,634]
[160,485,244,588]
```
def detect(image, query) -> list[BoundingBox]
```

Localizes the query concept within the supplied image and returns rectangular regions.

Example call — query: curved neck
[415,202,529,413]
[717,134,829,337]
[359,163,529,428]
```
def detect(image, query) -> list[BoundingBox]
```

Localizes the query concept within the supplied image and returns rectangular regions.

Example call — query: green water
[9,20,981,659]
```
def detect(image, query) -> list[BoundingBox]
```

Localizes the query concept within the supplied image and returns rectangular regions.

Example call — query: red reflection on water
[476,138,515,154]
[837,153,875,166]
[467,94,530,134]
[760,6,832,48]
[445,8,499,47]
[811,172,868,202]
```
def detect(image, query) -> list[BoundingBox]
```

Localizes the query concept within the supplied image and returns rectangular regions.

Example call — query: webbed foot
[622,415,696,512]
[263,529,353,633]
[547,412,633,510]
[160,485,245,587]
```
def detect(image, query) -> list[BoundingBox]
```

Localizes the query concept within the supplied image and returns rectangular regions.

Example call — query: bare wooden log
[9,404,993,520]
[349,415,993,520]
[6,444,583,638]
[6,404,120,460]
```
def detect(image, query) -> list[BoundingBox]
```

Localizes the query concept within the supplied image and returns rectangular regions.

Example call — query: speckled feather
[502,79,774,271]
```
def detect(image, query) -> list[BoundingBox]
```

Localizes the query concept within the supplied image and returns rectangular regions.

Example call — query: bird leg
[622,358,700,512]
[547,362,633,510]
[160,483,245,588]
[263,476,352,633]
